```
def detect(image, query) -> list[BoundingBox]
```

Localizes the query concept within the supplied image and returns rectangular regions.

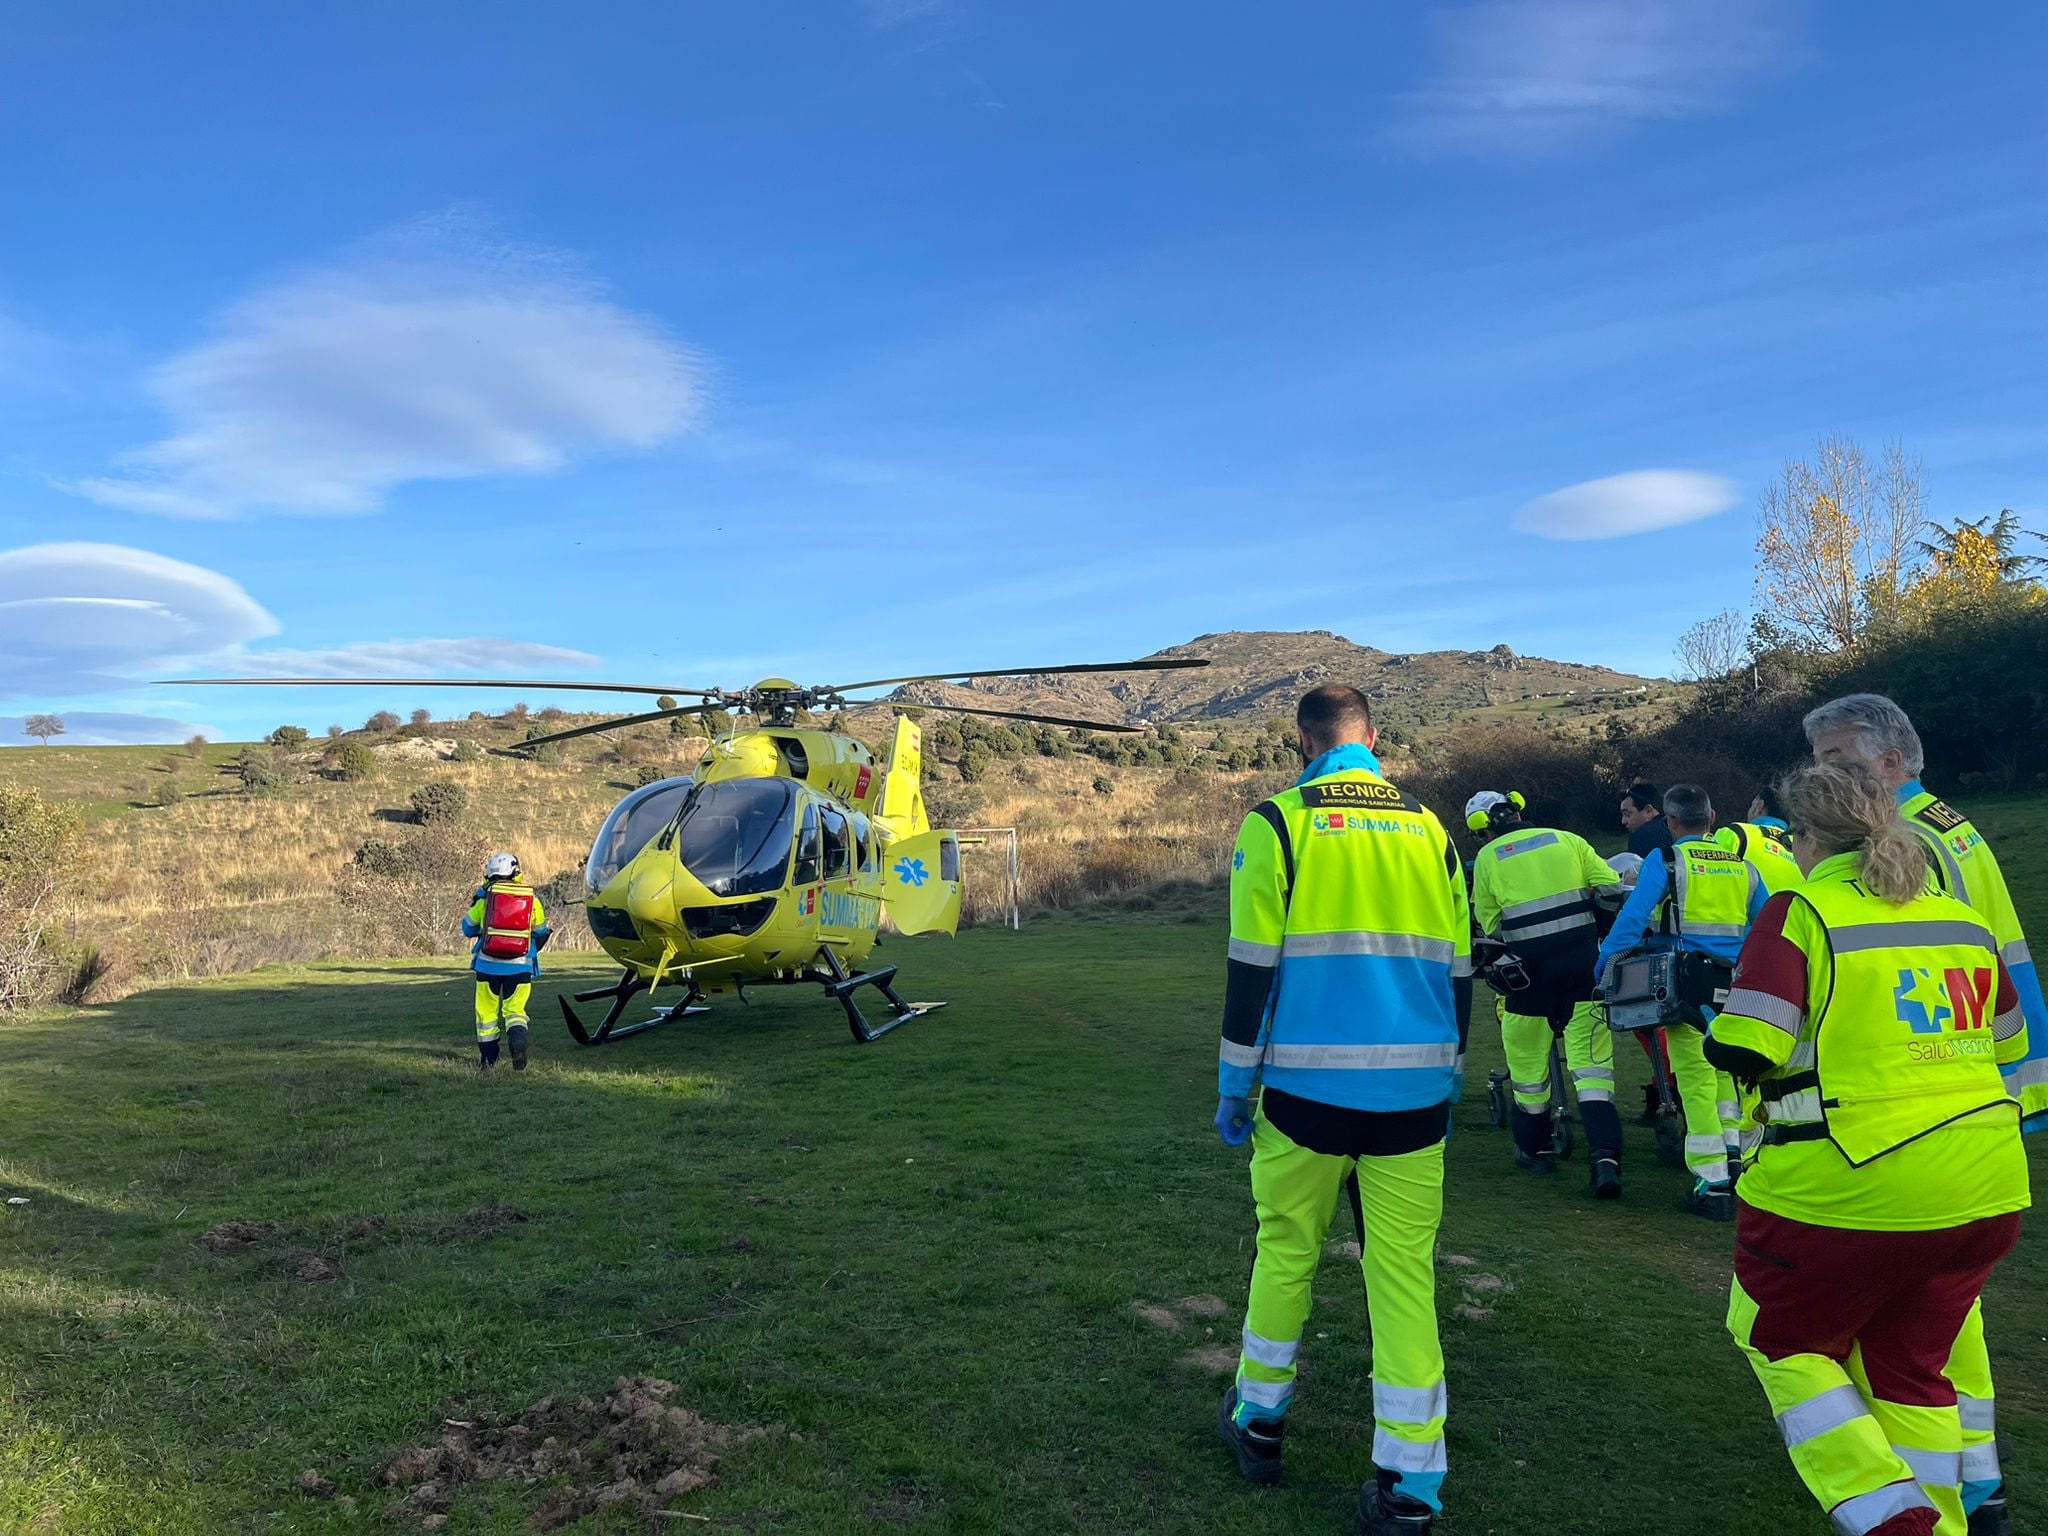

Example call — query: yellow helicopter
[167,659,1206,1043]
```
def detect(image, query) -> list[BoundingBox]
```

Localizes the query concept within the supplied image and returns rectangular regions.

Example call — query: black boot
[1686,1180,1734,1222]
[1969,1484,2011,1534]
[1589,1156,1622,1200]
[508,1022,529,1070]
[1216,1387,1284,1486]
[1359,1474,1434,1533]
[1511,1109,1556,1173]
[479,1040,501,1071]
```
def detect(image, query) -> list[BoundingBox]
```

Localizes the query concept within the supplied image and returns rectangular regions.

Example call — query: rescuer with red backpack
[461,852,550,1070]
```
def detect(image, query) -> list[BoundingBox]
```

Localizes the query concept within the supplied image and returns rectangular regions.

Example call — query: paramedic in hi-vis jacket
[462,852,549,1071]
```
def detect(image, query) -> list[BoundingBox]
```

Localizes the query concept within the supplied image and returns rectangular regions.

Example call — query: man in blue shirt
[1596,784,1769,1219]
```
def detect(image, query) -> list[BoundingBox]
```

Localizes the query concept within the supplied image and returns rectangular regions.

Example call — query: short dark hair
[1622,781,1661,811]
[1754,782,1787,821]
[1296,685,1373,748]
[1663,782,1712,830]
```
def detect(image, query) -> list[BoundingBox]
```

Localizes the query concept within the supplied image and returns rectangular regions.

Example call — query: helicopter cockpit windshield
[585,776,696,895]
[670,778,798,899]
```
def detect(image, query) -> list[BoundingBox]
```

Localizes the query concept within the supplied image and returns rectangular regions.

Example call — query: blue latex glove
[1215,1096,1253,1146]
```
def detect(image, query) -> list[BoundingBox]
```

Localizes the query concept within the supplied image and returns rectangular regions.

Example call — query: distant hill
[885,630,1667,730]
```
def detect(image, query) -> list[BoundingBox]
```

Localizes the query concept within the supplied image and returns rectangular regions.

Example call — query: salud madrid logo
[1892,966,1994,1035]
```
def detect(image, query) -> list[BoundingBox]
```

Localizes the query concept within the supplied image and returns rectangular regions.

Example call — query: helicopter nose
[625,863,681,940]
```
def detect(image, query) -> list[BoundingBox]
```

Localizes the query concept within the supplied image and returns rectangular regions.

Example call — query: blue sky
[3,1,2045,742]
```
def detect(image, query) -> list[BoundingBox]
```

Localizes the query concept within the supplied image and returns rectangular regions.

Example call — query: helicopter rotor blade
[817,656,1208,694]
[887,701,1149,734]
[507,703,729,751]
[160,677,720,698]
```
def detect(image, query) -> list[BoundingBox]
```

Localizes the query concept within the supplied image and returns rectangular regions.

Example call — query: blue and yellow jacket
[1219,743,1471,1113]
[1595,832,1769,978]
[462,882,551,979]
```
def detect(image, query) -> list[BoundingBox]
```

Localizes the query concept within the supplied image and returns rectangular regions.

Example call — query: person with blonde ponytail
[1706,763,2030,1536]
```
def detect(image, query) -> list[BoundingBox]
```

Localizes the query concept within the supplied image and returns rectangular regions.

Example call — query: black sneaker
[1512,1148,1556,1175]
[1589,1157,1622,1200]
[1216,1387,1284,1486]
[1686,1181,1735,1222]
[508,1022,530,1070]
[1359,1480,1435,1534]
[1969,1484,2011,1535]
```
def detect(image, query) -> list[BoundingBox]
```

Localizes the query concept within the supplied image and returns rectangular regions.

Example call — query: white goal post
[957,826,1021,930]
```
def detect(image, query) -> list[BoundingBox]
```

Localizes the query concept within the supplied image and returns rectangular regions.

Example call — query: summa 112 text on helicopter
[166,658,1207,1044]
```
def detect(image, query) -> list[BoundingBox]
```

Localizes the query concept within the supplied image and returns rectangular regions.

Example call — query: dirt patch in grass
[199,1219,277,1253]
[377,1375,757,1529]
[1132,1302,1184,1332]
[1454,1303,1496,1322]
[1176,1344,1238,1376]
[459,1204,529,1237]
[1176,1294,1229,1319]
[278,1250,340,1282]
[1463,1273,1512,1294]
[345,1216,385,1241]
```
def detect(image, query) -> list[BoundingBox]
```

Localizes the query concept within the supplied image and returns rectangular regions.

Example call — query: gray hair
[1662,782,1712,830]
[1802,693,1925,776]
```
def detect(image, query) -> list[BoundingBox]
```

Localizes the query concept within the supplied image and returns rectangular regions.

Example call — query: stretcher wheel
[1552,1110,1576,1162]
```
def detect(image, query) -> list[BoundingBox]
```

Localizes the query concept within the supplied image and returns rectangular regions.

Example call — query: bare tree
[1675,610,1749,682]
[1754,437,1925,651]
[23,714,63,745]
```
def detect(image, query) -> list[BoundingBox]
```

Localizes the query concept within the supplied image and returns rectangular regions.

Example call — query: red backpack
[480,882,535,960]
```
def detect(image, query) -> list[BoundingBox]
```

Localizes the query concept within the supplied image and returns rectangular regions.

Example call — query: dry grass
[26,732,1291,1000]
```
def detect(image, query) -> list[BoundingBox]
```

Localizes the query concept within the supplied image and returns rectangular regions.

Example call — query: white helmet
[1464,790,1507,824]
[485,852,520,880]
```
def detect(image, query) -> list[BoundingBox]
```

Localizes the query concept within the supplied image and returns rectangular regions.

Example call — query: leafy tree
[656,694,679,711]
[633,762,670,787]
[332,740,377,781]
[23,714,63,745]
[267,724,310,750]
[149,777,183,808]
[1093,774,1116,796]
[365,710,401,734]
[409,780,470,824]
[451,739,483,764]
[234,747,287,797]
[1917,510,2043,583]
[669,716,695,739]
[958,746,992,782]
[532,743,563,766]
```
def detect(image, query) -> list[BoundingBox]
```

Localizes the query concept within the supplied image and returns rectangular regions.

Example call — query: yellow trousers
[474,979,531,1043]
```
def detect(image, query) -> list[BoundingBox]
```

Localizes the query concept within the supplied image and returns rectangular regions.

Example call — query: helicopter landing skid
[560,969,707,1046]
[813,947,947,1044]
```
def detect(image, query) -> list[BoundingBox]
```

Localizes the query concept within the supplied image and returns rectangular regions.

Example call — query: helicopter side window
[673,778,798,899]
[585,777,695,894]
[792,802,822,885]
[821,807,851,880]
[940,833,961,883]
[852,814,872,871]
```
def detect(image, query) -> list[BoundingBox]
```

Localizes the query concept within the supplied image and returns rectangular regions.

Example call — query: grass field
[5,908,2047,1535]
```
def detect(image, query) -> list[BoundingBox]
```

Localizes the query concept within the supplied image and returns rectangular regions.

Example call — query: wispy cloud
[1397,0,1802,154]
[1515,469,1738,540]
[864,0,944,29]
[73,218,705,518]
[219,637,600,678]
[0,542,279,696]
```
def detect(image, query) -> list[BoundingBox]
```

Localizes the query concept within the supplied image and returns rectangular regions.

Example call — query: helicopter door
[881,829,963,937]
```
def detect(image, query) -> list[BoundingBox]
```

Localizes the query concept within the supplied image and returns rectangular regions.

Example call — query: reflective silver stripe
[1576,1087,1614,1103]
[1241,1327,1298,1369]
[1503,913,1596,940]
[1962,1443,2001,1480]
[1681,921,1746,939]
[1830,920,1993,954]
[1913,821,1967,898]
[1372,1380,1447,1424]
[1684,1133,1728,1156]
[1716,1099,1740,1120]
[1228,937,1280,968]
[1574,1067,1615,1082]
[1493,832,1560,858]
[1778,1383,1869,1447]
[1219,1040,1265,1070]
[1894,1446,1960,1488]
[2002,938,2033,969]
[1512,1079,1550,1097]
[1788,1038,1817,1071]
[1499,889,1586,920]
[1371,1428,1448,1474]
[1236,1374,1291,1409]
[1722,986,1804,1037]
[1959,1394,1996,1433]
[1740,1125,1767,1155]
[1829,1481,1934,1536]
[1451,953,1473,978]
[1266,1042,1460,1071]
[1769,1088,1825,1125]
[1282,931,1455,963]
[2008,1055,2048,1088]
[1993,1005,2025,1042]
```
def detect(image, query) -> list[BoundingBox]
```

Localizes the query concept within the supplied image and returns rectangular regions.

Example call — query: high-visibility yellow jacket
[1471,822,1618,949]
[1715,819,1803,895]
[1596,833,1769,977]
[1712,851,2030,1228]
[463,880,550,978]
[1897,780,2048,1127]
[1220,746,1470,1112]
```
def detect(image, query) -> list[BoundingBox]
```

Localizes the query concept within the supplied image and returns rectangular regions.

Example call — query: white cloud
[1514,469,1738,540]
[1399,0,1800,153]
[74,221,705,518]
[218,637,600,678]
[865,0,944,27]
[0,712,219,747]
[0,542,279,696]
